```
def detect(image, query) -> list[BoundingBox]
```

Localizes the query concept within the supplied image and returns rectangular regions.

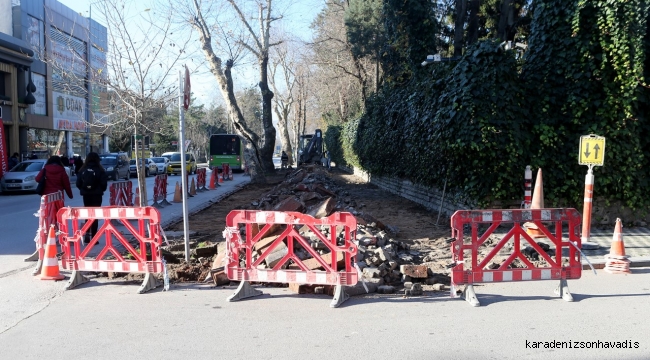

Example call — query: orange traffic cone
[173,182,182,203]
[604,218,631,274]
[525,168,546,238]
[40,225,65,281]
[209,170,217,189]
[190,177,197,195]
[218,171,224,183]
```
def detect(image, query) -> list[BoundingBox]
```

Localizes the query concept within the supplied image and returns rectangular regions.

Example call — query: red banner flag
[183,65,191,110]
[0,124,8,179]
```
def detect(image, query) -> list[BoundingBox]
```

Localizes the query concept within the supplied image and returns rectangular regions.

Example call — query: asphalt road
[0,269,648,359]
[0,166,251,338]
[0,171,176,274]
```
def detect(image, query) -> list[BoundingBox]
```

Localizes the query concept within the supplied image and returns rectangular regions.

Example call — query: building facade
[0,0,109,166]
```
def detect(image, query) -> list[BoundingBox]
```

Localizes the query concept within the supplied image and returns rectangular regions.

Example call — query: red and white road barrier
[450,208,583,306]
[57,206,166,293]
[25,191,65,276]
[222,163,232,181]
[152,174,171,207]
[224,210,359,307]
[196,168,207,191]
[109,181,133,206]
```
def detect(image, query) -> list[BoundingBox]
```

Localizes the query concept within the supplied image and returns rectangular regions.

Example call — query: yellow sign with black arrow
[579,134,606,166]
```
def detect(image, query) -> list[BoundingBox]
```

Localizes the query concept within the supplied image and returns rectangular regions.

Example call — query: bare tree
[42,0,190,205]
[269,38,297,165]
[96,0,190,205]
[227,0,282,173]
[185,0,266,183]
[291,61,310,151]
[309,1,369,123]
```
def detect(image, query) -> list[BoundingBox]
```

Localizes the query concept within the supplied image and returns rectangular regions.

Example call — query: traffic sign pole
[581,165,594,246]
[578,134,605,249]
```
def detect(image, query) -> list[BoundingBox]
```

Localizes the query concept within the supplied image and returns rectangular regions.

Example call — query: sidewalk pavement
[583,227,650,269]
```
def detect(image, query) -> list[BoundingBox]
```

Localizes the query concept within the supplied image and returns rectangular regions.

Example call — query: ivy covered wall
[334,0,650,211]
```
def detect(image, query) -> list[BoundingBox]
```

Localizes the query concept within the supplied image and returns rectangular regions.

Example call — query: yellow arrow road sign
[579,135,605,166]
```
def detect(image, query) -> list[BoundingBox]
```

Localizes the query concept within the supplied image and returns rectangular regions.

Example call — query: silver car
[129,158,158,177]
[0,160,46,193]
[150,157,170,174]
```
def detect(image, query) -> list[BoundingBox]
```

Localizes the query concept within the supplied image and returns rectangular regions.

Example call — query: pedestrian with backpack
[76,152,108,244]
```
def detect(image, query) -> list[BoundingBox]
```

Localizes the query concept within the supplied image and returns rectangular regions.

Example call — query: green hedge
[331,0,650,210]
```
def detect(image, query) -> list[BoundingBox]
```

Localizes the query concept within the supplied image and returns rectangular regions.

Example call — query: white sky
[57,0,323,107]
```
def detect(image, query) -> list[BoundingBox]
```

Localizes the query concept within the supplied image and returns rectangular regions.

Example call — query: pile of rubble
[210,165,453,296]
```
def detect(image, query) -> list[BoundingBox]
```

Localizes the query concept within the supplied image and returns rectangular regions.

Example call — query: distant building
[0,0,109,162]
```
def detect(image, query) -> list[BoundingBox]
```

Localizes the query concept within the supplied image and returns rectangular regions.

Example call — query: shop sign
[53,91,87,132]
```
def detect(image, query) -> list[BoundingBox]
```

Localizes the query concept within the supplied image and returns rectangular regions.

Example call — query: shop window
[27,129,68,157]
[0,72,9,101]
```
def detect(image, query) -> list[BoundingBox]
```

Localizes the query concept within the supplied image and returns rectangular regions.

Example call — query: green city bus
[209,134,245,172]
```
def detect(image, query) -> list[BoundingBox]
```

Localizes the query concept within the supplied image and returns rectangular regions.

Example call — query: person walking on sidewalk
[74,156,83,175]
[76,152,108,244]
[35,156,74,201]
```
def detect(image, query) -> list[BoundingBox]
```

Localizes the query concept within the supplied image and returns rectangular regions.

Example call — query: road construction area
[2,166,649,359]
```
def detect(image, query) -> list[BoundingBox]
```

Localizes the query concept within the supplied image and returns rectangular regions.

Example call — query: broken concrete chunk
[377,285,396,294]
[345,282,378,296]
[405,283,423,296]
[300,192,320,203]
[264,242,288,268]
[363,267,381,279]
[388,260,398,271]
[400,264,428,278]
[307,197,336,219]
[274,197,304,212]
[374,247,392,262]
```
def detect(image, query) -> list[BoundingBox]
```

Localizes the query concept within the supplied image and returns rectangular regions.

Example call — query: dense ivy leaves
[522,0,650,208]
[335,0,650,210]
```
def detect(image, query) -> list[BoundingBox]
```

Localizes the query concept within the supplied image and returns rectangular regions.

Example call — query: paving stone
[400,264,428,278]
[405,283,423,296]
[345,282,378,296]
[363,267,380,278]
[274,197,304,212]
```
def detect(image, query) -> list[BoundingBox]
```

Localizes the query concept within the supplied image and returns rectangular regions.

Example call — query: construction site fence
[450,208,583,306]
[57,206,165,293]
[25,190,65,275]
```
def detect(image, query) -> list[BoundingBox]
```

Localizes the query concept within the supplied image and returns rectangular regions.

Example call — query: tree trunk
[498,0,514,41]
[258,54,276,173]
[190,1,265,183]
[467,0,479,45]
[454,0,467,57]
[136,113,147,206]
[274,104,294,165]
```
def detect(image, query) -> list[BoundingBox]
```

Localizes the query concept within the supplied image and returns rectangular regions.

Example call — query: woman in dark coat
[75,152,108,244]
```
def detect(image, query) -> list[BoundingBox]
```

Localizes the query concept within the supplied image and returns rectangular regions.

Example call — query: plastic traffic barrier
[109,181,133,206]
[152,174,171,207]
[450,208,582,306]
[223,210,359,307]
[25,191,65,276]
[222,163,232,181]
[57,206,165,293]
[196,168,207,191]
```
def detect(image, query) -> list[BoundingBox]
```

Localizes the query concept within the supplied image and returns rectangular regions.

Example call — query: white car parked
[150,157,170,175]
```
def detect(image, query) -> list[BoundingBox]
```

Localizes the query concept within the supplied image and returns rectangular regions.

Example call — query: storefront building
[0,0,109,163]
